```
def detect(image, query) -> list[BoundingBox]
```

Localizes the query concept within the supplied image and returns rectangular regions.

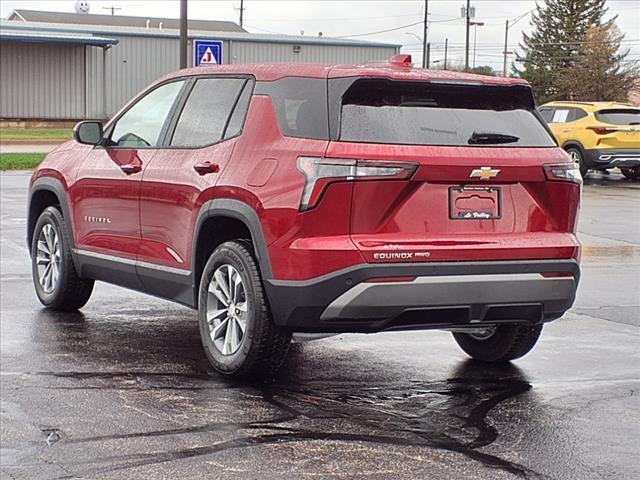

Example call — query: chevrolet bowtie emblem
[470,166,500,180]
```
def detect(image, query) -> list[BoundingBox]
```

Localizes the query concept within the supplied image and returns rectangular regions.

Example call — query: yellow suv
[539,101,640,179]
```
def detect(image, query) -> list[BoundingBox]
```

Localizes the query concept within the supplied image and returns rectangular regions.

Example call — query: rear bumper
[264,259,580,333]
[584,149,640,169]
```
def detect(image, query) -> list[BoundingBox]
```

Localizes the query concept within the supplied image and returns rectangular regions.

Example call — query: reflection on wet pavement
[1,172,639,479]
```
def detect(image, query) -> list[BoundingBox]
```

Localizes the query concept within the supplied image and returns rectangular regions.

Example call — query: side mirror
[74,121,103,146]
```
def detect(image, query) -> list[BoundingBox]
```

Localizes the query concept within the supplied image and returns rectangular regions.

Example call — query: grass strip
[0,153,47,170]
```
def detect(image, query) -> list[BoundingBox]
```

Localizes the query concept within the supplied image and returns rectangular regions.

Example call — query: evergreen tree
[515,0,627,103]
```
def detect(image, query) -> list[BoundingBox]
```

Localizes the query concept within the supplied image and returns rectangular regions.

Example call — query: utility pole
[239,0,245,28]
[179,0,188,68]
[421,0,429,68]
[102,6,122,16]
[503,19,509,76]
[426,42,431,68]
[444,38,448,70]
[464,0,471,71]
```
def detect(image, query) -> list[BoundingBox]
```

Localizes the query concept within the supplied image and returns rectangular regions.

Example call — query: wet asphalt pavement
[1,171,639,479]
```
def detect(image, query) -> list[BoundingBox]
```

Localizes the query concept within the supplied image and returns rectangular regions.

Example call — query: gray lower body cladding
[584,148,640,169]
[264,260,580,333]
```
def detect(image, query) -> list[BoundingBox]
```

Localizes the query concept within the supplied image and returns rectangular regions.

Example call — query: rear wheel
[565,147,588,177]
[198,240,291,378]
[31,206,94,310]
[452,324,543,362]
[620,166,640,180]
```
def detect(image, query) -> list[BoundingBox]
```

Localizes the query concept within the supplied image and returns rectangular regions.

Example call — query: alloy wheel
[36,223,61,294]
[206,264,248,355]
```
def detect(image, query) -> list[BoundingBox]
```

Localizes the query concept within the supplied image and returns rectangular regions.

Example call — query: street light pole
[179,0,188,68]
[470,21,484,69]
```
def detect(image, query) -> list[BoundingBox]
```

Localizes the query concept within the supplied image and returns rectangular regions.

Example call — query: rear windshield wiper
[468,131,520,145]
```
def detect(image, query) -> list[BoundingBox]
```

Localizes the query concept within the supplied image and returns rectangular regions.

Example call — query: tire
[452,324,543,363]
[620,166,640,180]
[565,147,588,177]
[31,206,94,311]
[198,240,291,378]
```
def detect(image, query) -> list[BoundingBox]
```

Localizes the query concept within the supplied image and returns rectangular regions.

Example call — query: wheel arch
[192,199,273,306]
[28,177,74,253]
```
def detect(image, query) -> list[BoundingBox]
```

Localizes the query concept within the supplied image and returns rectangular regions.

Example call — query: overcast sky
[2,0,638,71]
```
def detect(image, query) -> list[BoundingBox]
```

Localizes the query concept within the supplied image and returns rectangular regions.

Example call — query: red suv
[28,55,581,377]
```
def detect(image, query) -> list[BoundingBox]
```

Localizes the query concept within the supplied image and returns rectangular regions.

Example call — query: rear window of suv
[335,79,555,147]
[595,109,640,125]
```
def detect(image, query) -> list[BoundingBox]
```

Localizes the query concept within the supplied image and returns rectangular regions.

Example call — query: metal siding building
[0,13,399,121]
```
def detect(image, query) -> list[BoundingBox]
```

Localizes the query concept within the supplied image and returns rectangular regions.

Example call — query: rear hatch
[591,108,640,148]
[325,77,581,263]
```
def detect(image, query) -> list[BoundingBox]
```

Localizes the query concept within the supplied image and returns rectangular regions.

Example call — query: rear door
[137,76,253,298]
[326,78,581,263]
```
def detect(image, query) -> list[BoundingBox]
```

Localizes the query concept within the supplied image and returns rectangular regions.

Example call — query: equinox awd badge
[470,166,500,180]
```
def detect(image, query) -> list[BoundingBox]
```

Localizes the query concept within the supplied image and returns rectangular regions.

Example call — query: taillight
[587,126,618,135]
[296,157,417,211]
[543,162,582,184]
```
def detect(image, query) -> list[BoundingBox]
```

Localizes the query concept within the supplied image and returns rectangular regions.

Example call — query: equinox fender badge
[84,215,112,224]
[470,166,500,180]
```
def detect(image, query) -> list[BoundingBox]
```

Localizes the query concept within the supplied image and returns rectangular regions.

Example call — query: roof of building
[0,19,400,48]
[0,30,118,46]
[7,9,246,33]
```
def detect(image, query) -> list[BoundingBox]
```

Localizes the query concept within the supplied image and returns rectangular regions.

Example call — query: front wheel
[620,166,640,180]
[452,324,543,363]
[31,206,94,310]
[565,147,588,177]
[198,240,291,378]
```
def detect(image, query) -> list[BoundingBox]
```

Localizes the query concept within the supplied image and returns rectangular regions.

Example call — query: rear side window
[170,77,247,147]
[335,79,554,147]
[256,77,329,140]
[595,109,640,125]
[573,108,588,121]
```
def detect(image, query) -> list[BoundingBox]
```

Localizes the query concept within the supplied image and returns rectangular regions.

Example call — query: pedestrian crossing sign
[194,40,223,66]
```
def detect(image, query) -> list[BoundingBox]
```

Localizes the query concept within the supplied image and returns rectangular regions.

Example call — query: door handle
[562,129,571,133]
[120,163,142,175]
[193,161,220,175]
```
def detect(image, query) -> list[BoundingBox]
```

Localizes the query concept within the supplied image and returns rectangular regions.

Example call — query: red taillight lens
[587,126,618,135]
[296,157,417,211]
[543,162,582,184]
[540,272,574,278]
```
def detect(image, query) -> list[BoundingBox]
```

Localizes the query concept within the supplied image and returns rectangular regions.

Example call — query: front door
[70,79,187,285]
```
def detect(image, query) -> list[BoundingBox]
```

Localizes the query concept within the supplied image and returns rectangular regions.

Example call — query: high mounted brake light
[543,163,582,184]
[296,157,418,211]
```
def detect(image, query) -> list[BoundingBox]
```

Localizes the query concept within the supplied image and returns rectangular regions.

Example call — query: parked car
[27,55,581,378]
[539,101,640,179]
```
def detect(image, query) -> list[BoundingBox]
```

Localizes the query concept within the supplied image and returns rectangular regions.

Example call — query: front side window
[110,80,185,147]
[170,77,249,148]
[335,79,554,147]
[539,108,554,123]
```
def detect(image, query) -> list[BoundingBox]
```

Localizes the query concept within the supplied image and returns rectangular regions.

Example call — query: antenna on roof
[102,5,122,16]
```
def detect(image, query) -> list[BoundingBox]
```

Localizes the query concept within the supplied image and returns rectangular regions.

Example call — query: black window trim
[101,73,255,151]
[162,74,255,150]
[102,78,190,150]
